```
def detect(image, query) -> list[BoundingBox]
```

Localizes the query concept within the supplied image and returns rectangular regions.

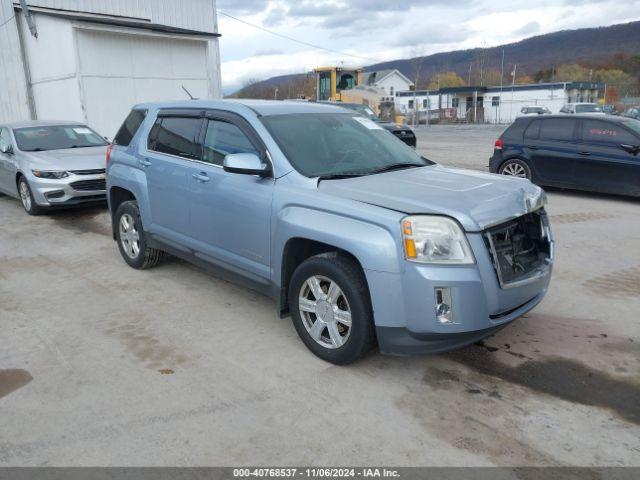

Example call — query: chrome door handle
[138,158,151,167]
[578,151,591,156]
[192,172,210,183]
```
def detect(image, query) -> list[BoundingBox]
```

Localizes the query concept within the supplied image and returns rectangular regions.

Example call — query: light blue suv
[107,100,553,364]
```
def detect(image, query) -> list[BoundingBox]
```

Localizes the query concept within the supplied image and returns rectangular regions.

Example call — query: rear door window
[581,120,638,145]
[114,109,147,146]
[148,117,203,160]
[539,118,576,142]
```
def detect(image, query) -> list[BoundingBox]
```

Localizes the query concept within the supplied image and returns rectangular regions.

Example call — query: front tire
[289,253,375,365]
[18,177,43,216]
[115,200,164,269]
[499,158,532,180]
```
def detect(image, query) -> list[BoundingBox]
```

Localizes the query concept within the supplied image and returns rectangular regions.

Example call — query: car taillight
[494,139,504,150]
[106,144,114,165]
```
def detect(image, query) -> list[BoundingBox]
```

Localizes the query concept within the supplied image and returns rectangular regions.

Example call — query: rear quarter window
[114,109,147,146]
[501,118,529,140]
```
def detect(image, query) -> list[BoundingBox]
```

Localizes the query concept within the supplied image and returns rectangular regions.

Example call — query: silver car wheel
[299,275,352,349]
[501,162,528,178]
[19,181,32,211]
[119,213,141,259]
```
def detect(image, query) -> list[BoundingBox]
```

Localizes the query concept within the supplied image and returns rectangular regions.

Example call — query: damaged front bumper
[366,208,554,356]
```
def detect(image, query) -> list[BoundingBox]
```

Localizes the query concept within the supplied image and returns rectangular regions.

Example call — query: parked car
[559,103,605,115]
[516,106,552,117]
[0,121,109,215]
[602,104,619,115]
[322,102,417,147]
[490,114,640,197]
[622,107,640,120]
[107,100,553,365]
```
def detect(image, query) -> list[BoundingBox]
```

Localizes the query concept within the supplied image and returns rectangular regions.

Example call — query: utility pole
[274,88,279,100]
[499,48,505,124]
[509,64,517,122]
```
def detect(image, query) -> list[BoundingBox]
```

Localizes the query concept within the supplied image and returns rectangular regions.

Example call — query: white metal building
[395,82,603,124]
[0,0,221,137]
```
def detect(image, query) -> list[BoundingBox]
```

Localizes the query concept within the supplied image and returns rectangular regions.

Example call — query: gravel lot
[1,125,639,466]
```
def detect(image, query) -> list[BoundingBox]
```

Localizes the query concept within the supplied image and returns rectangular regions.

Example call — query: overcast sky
[216,0,640,93]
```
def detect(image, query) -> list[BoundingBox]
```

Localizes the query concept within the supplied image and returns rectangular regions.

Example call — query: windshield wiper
[365,163,424,175]
[317,171,369,181]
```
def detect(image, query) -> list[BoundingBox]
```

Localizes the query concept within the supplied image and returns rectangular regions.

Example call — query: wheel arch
[109,187,137,239]
[279,237,365,317]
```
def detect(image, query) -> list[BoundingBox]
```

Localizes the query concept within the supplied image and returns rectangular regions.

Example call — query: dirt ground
[1,125,639,466]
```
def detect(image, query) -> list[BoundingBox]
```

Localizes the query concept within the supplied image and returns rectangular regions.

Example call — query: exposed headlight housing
[32,170,69,179]
[402,216,475,264]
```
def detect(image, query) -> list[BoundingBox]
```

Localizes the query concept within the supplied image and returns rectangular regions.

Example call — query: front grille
[70,179,106,191]
[484,210,552,288]
[69,169,105,176]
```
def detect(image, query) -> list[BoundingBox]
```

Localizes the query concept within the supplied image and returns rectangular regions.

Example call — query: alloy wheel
[119,213,141,259]
[501,162,528,178]
[298,275,352,349]
[19,181,32,211]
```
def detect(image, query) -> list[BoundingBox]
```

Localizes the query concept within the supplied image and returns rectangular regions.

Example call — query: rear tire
[115,200,164,269]
[18,177,43,216]
[288,253,375,365]
[499,158,532,180]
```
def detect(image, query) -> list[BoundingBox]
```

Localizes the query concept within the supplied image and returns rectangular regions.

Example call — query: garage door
[77,28,211,137]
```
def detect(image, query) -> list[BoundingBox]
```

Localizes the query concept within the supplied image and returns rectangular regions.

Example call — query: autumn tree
[516,74,535,85]
[554,64,590,82]
[428,72,466,89]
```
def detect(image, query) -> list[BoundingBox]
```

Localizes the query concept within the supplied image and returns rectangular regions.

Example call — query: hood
[318,165,545,232]
[25,146,108,171]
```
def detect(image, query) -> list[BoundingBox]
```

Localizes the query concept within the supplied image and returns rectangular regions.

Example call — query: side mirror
[223,153,270,176]
[0,142,12,155]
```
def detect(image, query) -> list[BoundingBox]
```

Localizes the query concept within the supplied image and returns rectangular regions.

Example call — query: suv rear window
[147,116,202,160]
[539,118,575,141]
[114,109,147,146]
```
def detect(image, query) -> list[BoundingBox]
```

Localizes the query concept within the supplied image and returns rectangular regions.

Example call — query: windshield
[622,119,640,136]
[575,104,602,113]
[342,104,380,121]
[262,113,427,177]
[14,125,107,152]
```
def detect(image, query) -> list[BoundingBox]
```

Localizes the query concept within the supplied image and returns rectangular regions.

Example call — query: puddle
[0,369,33,399]
[447,345,640,425]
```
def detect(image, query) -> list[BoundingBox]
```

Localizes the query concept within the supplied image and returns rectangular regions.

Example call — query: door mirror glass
[0,142,12,154]
[223,153,269,176]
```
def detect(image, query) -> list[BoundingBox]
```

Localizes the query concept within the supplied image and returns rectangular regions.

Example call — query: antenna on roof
[182,85,198,100]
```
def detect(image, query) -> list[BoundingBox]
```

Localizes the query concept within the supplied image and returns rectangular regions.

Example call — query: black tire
[498,158,532,180]
[114,200,164,269]
[17,176,43,216]
[288,253,376,365]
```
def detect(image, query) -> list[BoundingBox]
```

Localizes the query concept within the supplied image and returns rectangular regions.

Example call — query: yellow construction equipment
[314,66,363,101]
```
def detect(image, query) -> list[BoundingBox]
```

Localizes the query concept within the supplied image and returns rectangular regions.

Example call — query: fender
[273,205,403,284]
